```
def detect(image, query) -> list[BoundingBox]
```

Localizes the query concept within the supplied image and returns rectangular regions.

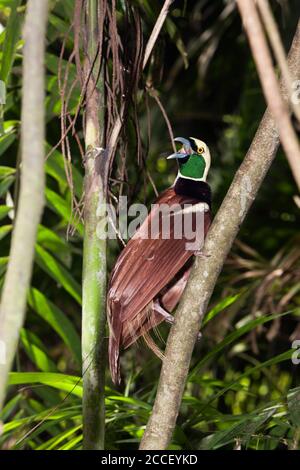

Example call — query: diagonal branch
[140,19,300,451]
[0,0,48,412]
[143,0,174,69]
[236,1,300,192]
[257,0,300,123]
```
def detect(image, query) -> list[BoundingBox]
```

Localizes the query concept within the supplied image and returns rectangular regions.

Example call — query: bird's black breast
[174,177,212,208]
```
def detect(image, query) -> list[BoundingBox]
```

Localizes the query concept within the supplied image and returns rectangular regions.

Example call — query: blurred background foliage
[0,0,299,450]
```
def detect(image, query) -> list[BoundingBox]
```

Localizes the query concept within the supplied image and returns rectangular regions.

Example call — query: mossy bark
[0,0,48,412]
[82,0,107,450]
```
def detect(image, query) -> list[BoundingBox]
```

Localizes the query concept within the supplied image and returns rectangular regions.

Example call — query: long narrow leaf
[20,329,57,372]
[35,244,82,305]
[0,0,22,83]
[190,311,291,380]
[28,288,81,365]
[8,372,83,398]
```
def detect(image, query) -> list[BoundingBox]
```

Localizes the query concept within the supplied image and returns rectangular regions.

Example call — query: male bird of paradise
[107,137,212,384]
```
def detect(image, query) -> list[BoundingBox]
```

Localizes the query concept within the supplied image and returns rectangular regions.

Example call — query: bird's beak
[167,137,192,159]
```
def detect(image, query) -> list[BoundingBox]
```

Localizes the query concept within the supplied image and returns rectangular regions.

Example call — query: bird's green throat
[178,153,206,180]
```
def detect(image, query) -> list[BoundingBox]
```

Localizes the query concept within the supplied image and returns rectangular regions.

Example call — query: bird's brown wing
[122,264,193,349]
[108,187,211,383]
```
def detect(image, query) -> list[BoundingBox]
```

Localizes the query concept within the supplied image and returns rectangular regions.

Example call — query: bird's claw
[194,250,211,259]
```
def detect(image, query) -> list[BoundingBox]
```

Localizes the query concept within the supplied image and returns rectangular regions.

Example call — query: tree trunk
[0,0,48,412]
[82,0,107,450]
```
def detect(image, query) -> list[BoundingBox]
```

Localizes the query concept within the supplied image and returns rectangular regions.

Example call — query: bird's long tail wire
[141,301,165,361]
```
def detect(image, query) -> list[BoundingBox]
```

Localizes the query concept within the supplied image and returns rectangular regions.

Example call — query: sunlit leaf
[37,225,72,267]
[200,408,276,450]
[190,311,291,379]
[0,223,11,239]
[0,205,11,221]
[0,256,8,276]
[287,387,300,427]
[20,329,58,372]
[45,144,83,198]
[0,132,16,156]
[0,0,22,84]
[45,187,83,236]
[203,293,241,327]
[36,424,82,450]
[28,287,81,365]
[35,244,82,305]
[0,174,14,197]
[8,372,83,398]
[0,165,15,178]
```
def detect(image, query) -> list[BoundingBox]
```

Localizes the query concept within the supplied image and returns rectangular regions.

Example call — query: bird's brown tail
[108,301,166,384]
[108,300,122,385]
[109,335,121,385]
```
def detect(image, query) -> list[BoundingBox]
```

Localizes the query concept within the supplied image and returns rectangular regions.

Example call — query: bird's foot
[194,250,211,259]
[154,301,203,341]
[153,301,174,324]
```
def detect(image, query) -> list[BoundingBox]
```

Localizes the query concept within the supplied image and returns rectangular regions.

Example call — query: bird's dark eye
[198,146,204,154]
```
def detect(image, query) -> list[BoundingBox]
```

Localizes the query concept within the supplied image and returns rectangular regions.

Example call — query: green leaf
[2,406,81,436]
[46,53,76,83]
[49,13,70,35]
[202,350,294,410]
[44,54,80,116]
[45,187,83,236]
[0,132,16,156]
[58,434,83,450]
[0,223,12,240]
[0,174,14,197]
[36,424,82,450]
[2,406,82,450]
[8,372,83,397]
[0,165,15,178]
[202,293,241,327]
[200,408,276,449]
[0,206,11,221]
[106,395,152,411]
[190,311,291,380]
[0,1,20,6]
[28,288,81,365]
[45,187,71,219]
[37,225,72,267]
[0,394,21,421]
[45,144,83,198]
[35,244,82,305]
[59,0,75,18]
[0,256,8,276]
[20,329,57,372]
[287,387,300,427]
[0,0,22,84]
